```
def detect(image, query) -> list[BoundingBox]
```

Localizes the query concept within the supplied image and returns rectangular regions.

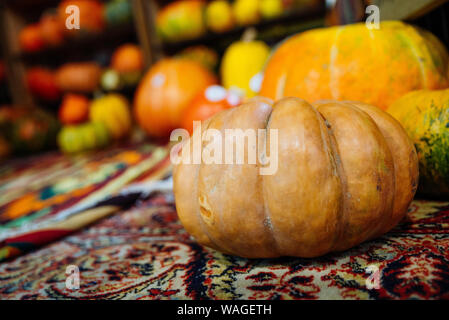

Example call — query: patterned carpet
[0,144,449,299]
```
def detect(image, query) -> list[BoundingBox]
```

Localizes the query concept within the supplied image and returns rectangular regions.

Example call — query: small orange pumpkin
[55,62,101,93]
[59,93,90,125]
[173,97,419,258]
[134,58,218,138]
[111,44,144,73]
[19,24,45,52]
[181,85,241,134]
[40,12,65,46]
[58,0,105,35]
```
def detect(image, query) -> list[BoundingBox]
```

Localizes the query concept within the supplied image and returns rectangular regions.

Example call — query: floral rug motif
[1,191,448,300]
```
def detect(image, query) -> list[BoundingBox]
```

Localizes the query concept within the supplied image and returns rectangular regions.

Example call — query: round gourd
[59,93,90,125]
[55,62,101,93]
[388,89,449,198]
[221,38,270,98]
[58,122,110,154]
[173,97,419,258]
[26,67,61,101]
[180,85,241,134]
[206,0,234,33]
[134,58,217,137]
[111,44,144,73]
[156,0,206,42]
[104,0,133,26]
[40,12,65,46]
[90,94,132,140]
[58,0,105,35]
[260,21,449,110]
[19,24,45,52]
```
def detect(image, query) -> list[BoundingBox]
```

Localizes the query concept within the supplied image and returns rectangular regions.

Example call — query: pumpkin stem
[241,27,257,42]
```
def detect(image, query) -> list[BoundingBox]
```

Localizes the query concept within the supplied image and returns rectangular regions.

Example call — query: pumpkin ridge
[195,116,229,254]
[314,107,347,251]
[260,103,280,257]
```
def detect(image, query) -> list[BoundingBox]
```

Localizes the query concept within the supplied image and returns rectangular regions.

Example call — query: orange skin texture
[134,59,217,138]
[260,21,449,110]
[111,44,144,73]
[59,93,90,125]
[181,90,235,134]
[173,97,419,258]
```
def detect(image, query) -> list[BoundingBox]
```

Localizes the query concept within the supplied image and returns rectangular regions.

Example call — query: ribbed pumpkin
[134,58,217,137]
[388,89,449,198]
[173,97,419,258]
[260,21,449,110]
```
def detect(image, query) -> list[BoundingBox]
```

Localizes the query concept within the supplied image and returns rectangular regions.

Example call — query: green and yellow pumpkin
[388,89,449,198]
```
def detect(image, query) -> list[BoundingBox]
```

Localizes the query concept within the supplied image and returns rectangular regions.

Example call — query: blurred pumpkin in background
[59,93,90,125]
[176,46,219,72]
[233,0,260,26]
[0,106,59,155]
[19,24,45,52]
[111,44,144,73]
[260,0,284,19]
[90,93,132,139]
[206,0,234,33]
[221,33,270,98]
[58,0,105,35]
[55,62,101,93]
[181,85,241,134]
[58,121,110,154]
[156,0,206,42]
[26,67,61,101]
[40,11,65,47]
[134,58,218,138]
[104,0,133,26]
[260,21,449,110]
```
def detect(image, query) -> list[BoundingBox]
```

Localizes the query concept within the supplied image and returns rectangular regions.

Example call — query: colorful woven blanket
[0,143,448,299]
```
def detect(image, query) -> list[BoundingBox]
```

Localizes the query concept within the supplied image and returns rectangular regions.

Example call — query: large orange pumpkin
[173,97,419,258]
[260,21,449,110]
[134,58,217,137]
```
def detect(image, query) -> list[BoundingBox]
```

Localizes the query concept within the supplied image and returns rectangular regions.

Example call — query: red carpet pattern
[1,194,448,300]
